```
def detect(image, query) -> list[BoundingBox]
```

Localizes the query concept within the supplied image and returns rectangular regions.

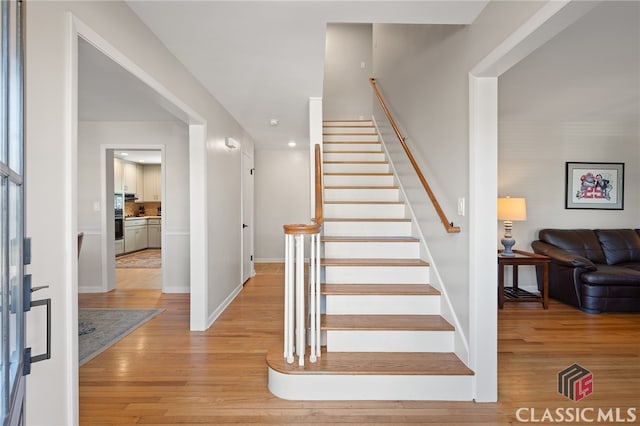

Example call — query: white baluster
[284,233,294,364]
[315,231,321,358]
[295,234,306,366]
[309,233,317,363]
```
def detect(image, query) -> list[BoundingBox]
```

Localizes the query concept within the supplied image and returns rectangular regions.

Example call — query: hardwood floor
[79,267,640,425]
[115,267,162,290]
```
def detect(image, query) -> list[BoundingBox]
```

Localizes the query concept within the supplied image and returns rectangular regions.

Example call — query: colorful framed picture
[565,162,624,210]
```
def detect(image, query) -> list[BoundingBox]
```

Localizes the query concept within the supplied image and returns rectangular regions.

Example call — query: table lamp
[497,197,527,257]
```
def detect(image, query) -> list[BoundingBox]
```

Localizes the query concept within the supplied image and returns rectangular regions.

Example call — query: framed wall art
[565,162,624,210]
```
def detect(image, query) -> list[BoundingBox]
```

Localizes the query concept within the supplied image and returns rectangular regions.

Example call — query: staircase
[267,119,474,400]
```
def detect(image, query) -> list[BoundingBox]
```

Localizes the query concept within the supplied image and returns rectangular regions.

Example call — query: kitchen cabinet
[124,218,148,253]
[148,218,161,248]
[123,161,138,194]
[136,164,145,201]
[114,158,123,193]
[142,164,161,202]
[115,239,124,255]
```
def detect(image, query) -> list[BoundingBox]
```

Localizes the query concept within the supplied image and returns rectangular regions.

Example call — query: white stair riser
[324,121,373,127]
[325,188,400,202]
[324,134,379,143]
[324,152,386,162]
[324,203,405,218]
[325,295,441,315]
[323,127,376,134]
[323,221,412,237]
[323,143,381,152]
[323,241,419,258]
[326,330,453,352]
[268,370,474,401]
[323,163,389,173]
[323,266,429,284]
[324,174,393,186]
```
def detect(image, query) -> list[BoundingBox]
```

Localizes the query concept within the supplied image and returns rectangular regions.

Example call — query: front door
[1,0,26,424]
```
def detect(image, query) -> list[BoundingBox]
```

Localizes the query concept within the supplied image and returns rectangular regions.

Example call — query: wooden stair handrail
[369,78,460,234]
[313,144,323,225]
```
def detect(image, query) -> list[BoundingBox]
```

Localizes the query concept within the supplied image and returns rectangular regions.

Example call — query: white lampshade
[497,197,527,221]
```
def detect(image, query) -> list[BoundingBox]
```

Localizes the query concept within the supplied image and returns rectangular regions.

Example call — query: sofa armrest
[531,240,597,270]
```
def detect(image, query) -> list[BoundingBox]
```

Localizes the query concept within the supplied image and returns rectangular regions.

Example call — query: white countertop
[124,216,161,220]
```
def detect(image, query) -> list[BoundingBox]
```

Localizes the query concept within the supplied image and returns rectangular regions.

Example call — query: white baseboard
[206,282,244,329]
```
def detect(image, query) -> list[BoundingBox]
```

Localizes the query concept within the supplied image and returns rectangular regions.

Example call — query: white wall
[255,149,310,261]
[25,1,254,424]
[371,1,544,340]
[498,2,640,290]
[323,24,373,119]
[77,121,190,293]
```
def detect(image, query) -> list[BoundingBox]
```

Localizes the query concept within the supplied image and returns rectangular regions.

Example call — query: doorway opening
[113,149,163,290]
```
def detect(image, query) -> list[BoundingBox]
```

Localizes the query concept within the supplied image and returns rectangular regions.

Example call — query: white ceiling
[79,1,488,149]
[114,150,162,164]
[499,1,639,122]
[78,1,638,150]
[78,37,181,122]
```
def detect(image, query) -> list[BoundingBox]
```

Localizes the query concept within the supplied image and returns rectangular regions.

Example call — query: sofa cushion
[539,229,606,264]
[620,262,640,272]
[580,265,640,286]
[595,229,640,265]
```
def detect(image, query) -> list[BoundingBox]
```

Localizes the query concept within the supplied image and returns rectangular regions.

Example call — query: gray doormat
[79,308,164,366]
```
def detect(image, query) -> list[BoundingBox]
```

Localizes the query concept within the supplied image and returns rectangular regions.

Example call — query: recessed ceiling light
[120,152,129,156]
[270,118,279,126]
[140,159,145,163]
[288,141,296,147]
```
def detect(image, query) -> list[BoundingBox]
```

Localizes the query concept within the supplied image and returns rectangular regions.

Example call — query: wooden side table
[498,249,549,309]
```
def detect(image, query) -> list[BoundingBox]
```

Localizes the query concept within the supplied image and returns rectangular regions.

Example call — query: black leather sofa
[531,229,640,313]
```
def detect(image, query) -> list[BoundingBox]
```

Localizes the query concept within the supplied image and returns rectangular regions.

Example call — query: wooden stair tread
[322,142,383,146]
[324,218,411,222]
[323,125,375,128]
[324,172,392,176]
[323,141,379,144]
[322,258,429,267]
[322,236,419,243]
[325,185,399,189]
[322,314,453,331]
[324,200,403,204]
[324,119,372,122]
[322,284,439,296]
[323,150,382,154]
[266,349,473,376]
[323,161,388,164]
[323,133,378,136]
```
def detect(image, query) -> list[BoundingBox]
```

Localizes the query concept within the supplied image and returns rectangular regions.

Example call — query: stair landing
[267,349,474,401]
[267,350,473,376]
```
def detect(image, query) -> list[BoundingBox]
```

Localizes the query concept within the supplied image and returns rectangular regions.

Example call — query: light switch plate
[458,197,465,216]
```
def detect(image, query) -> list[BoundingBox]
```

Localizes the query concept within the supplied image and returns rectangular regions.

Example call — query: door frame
[98,145,166,293]
[241,150,255,282]
[66,14,208,422]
